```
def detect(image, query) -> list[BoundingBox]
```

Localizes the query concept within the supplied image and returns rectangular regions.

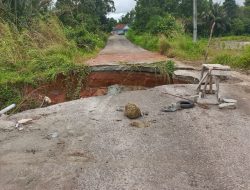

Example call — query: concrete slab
[0,83,250,189]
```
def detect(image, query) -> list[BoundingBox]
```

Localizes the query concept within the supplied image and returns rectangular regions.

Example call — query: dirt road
[1,82,250,189]
[86,35,166,66]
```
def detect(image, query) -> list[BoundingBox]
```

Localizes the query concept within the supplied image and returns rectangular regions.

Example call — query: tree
[201,3,229,36]
[146,14,181,37]
[243,0,250,33]
[223,0,238,19]
[245,0,250,6]
[56,0,115,29]
[119,10,135,25]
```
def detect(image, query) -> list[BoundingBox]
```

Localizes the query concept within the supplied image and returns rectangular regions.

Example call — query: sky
[107,0,245,20]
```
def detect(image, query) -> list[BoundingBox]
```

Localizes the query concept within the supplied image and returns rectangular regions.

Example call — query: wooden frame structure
[197,64,231,101]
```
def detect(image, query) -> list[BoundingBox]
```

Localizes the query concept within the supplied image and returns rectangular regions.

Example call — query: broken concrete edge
[90,64,163,73]
[90,62,196,73]
[90,64,199,85]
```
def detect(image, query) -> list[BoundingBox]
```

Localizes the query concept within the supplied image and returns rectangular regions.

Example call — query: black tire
[177,100,195,109]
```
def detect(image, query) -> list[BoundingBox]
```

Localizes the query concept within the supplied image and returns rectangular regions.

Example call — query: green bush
[65,26,107,51]
[146,14,182,38]
[159,36,171,55]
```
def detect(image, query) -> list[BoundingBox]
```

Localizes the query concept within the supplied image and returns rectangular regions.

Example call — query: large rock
[124,103,142,119]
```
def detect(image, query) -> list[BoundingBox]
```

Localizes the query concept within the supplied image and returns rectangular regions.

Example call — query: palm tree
[201,3,229,36]
[201,3,230,62]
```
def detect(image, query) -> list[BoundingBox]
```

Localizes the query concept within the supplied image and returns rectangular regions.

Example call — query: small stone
[149,119,157,123]
[222,98,238,104]
[44,96,52,104]
[219,103,237,109]
[77,137,84,141]
[130,120,150,128]
[51,132,59,138]
[124,103,142,119]
[142,111,149,116]
[18,118,33,125]
[116,106,124,112]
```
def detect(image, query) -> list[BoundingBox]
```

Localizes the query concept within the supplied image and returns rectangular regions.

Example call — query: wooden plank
[209,75,213,94]
[215,76,220,100]
[202,74,210,98]
[197,72,209,92]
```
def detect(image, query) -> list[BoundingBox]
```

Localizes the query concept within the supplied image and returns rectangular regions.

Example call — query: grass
[126,31,159,51]
[216,35,250,41]
[126,30,207,61]
[127,30,250,70]
[0,16,106,110]
[212,45,250,69]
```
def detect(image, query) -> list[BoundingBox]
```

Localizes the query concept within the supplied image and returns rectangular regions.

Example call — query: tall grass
[126,30,159,51]
[127,30,207,61]
[212,45,250,69]
[0,16,104,110]
[127,29,250,70]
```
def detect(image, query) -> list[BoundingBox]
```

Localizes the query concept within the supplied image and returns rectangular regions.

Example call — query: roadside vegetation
[125,0,250,69]
[0,0,116,111]
[127,31,207,61]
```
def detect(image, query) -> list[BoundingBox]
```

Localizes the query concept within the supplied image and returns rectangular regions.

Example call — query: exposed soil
[24,71,175,105]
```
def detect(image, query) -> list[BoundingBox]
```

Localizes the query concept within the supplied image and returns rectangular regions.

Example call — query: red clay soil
[87,72,169,87]
[86,52,166,66]
[23,72,171,105]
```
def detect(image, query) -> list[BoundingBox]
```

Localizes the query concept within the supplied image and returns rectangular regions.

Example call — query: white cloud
[107,0,136,20]
[107,12,126,20]
[214,0,244,5]
[109,0,245,20]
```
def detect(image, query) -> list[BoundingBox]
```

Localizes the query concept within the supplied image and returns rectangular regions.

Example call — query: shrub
[146,14,182,38]
[159,36,171,55]
[65,26,106,51]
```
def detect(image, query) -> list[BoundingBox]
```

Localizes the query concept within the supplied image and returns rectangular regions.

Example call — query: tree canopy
[131,0,250,36]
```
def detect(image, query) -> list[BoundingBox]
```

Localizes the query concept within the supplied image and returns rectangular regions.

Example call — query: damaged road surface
[0,84,250,189]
